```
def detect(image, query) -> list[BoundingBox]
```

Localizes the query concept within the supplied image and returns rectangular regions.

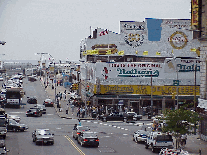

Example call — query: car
[34,104,46,114]
[0,147,9,155]
[77,131,99,147]
[26,108,42,117]
[127,112,142,121]
[133,130,149,143]
[7,115,21,123]
[7,119,28,132]
[27,97,37,104]
[32,129,54,145]
[72,126,90,140]
[98,112,129,122]
[43,99,54,107]
[0,77,3,81]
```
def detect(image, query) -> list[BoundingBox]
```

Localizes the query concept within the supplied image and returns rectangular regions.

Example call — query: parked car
[26,108,42,117]
[27,97,37,104]
[77,132,99,147]
[32,129,54,145]
[72,126,90,140]
[98,112,129,122]
[7,119,28,132]
[145,132,173,153]
[34,104,46,114]
[127,112,142,121]
[0,140,9,155]
[7,115,21,123]
[43,99,53,107]
[133,130,149,143]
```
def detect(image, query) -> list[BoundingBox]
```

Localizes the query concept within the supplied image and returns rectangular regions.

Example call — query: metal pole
[151,74,153,116]
[176,68,179,110]
[54,62,56,101]
[194,64,197,111]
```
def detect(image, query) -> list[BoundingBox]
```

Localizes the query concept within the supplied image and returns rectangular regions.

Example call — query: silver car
[32,129,54,145]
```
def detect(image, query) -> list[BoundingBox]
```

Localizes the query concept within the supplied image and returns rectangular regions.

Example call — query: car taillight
[77,132,80,135]
[95,139,99,142]
[83,139,88,141]
[34,112,37,114]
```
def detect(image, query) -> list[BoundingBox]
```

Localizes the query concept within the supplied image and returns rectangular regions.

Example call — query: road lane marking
[125,129,128,130]
[65,135,85,155]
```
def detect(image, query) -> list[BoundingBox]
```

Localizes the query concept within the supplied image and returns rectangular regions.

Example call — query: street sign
[173,80,179,86]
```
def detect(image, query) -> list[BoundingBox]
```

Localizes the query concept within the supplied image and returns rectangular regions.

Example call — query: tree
[161,104,201,149]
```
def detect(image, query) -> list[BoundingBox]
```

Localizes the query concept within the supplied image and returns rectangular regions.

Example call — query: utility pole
[151,73,153,116]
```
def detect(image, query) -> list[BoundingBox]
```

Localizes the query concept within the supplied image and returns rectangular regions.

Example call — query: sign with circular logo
[169,31,188,49]
[124,33,144,48]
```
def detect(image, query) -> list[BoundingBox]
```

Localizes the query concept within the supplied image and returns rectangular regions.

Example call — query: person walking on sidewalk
[77,108,80,117]
[66,104,69,114]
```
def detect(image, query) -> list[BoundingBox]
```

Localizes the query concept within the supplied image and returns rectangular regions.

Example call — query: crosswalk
[81,120,153,131]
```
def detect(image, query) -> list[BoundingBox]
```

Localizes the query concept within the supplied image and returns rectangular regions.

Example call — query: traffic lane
[75,121,155,155]
[5,119,84,155]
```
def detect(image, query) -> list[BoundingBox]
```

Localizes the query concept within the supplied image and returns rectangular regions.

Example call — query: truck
[145,132,174,153]
[5,88,23,108]
[0,108,7,139]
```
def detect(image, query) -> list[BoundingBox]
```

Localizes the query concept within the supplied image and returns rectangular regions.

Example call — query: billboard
[97,85,200,96]
[191,0,199,28]
[201,0,207,39]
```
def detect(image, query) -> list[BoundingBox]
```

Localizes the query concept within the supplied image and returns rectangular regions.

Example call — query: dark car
[127,112,142,121]
[7,119,28,132]
[99,112,129,122]
[34,104,46,114]
[72,126,90,140]
[32,129,54,145]
[27,97,37,104]
[77,132,99,147]
[43,99,53,107]
[26,108,42,117]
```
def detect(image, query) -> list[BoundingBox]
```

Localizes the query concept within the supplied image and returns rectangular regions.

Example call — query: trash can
[148,113,151,119]
[92,112,97,118]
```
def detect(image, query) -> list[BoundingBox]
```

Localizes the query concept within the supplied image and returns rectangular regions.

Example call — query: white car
[0,77,3,81]
[133,130,149,143]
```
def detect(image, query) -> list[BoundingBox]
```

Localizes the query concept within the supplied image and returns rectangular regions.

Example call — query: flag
[99,29,108,36]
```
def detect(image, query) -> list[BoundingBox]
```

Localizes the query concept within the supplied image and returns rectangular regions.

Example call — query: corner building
[80,18,200,115]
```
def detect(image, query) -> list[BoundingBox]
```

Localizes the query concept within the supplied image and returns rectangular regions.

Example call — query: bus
[5,89,22,108]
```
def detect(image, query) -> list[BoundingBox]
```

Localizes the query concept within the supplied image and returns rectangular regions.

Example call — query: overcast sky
[0,0,191,62]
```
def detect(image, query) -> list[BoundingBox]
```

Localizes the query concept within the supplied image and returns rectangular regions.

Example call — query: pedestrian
[71,105,74,115]
[66,104,69,114]
[82,108,85,118]
[78,119,81,126]
[77,108,80,117]
[60,92,62,100]
[57,99,60,108]
[62,92,66,100]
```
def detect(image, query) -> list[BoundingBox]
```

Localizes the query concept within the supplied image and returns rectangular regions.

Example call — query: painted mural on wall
[94,58,200,86]
[80,19,200,58]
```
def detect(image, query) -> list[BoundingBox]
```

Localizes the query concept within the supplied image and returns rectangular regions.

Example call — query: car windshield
[37,130,52,135]
[77,126,89,131]
[45,99,52,102]
[9,119,18,124]
[83,132,96,137]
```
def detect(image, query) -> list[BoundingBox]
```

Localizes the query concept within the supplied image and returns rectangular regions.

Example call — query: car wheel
[51,142,54,145]
[13,128,17,132]
[145,144,149,149]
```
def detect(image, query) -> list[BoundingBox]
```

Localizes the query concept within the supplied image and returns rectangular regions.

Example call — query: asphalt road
[2,78,156,155]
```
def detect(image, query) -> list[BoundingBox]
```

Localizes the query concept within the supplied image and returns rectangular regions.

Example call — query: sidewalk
[40,78,94,120]
[39,78,207,155]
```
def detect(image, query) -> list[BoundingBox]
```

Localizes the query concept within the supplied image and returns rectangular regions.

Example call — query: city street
[3,78,155,155]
